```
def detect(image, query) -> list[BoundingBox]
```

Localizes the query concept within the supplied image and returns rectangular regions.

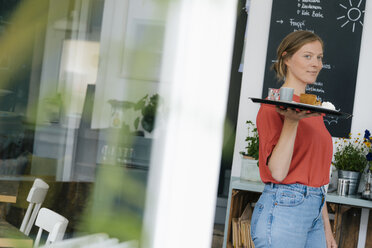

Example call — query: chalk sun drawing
[337,0,365,32]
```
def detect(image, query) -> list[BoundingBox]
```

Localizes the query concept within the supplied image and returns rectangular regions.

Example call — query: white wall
[231,0,272,177]
[37,0,72,116]
[231,0,372,177]
[351,0,372,134]
[92,0,166,129]
[142,0,237,247]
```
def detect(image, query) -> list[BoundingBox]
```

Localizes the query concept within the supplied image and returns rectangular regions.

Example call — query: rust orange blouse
[256,94,333,187]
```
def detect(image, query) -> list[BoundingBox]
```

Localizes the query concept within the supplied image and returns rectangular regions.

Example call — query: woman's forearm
[322,201,338,247]
[268,118,298,182]
[322,202,333,233]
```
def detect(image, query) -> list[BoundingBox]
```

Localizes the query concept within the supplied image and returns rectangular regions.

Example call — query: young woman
[251,31,337,248]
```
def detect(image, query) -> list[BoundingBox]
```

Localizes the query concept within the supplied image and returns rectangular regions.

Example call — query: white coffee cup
[279,87,294,102]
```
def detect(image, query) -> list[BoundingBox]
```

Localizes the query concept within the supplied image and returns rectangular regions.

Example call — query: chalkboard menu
[262,0,366,137]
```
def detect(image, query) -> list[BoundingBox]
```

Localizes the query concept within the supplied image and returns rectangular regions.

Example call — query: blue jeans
[251,183,326,248]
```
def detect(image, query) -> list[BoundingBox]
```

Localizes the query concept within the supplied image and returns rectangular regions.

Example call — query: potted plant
[108,93,161,136]
[365,129,372,164]
[43,93,64,124]
[333,132,369,195]
[134,94,161,134]
[239,120,260,182]
[358,129,372,195]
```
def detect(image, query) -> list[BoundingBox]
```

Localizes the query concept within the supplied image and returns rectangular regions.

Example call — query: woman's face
[285,41,323,85]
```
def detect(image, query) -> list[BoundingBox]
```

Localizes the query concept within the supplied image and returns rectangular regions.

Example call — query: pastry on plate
[299,93,321,106]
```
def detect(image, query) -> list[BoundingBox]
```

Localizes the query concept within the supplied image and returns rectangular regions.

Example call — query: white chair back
[20,178,49,236]
[33,208,68,248]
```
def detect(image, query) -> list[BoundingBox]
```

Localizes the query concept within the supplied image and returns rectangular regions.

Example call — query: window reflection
[1,0,167,245]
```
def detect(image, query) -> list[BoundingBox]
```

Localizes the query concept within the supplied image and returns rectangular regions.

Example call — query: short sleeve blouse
[256,95,333,187]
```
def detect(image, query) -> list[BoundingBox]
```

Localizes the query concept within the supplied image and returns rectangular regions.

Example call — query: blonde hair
[272,30,324,81]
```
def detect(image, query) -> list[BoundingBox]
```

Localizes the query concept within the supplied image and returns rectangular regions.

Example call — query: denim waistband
[264,183,326,196]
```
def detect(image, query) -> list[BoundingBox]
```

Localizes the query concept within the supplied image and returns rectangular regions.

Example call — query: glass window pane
[0,0,236,246]
[0,0,166,243]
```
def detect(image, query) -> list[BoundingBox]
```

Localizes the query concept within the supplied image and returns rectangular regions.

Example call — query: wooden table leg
[331,203,351,244]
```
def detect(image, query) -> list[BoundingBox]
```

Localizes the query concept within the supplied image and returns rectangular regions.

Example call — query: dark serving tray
[249,97,352,119]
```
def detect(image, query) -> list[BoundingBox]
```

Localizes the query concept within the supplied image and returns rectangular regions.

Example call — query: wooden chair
[20,178,49,236]
[33,208,68,247]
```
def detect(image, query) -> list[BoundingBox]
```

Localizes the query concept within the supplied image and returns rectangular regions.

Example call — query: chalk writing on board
[322,64,331,69]
[297,0,324,18]
[324,116,339,126]
[290,19,306,29]
[302,0,320,3]
[300,4,322,10]
[306,85,325,94]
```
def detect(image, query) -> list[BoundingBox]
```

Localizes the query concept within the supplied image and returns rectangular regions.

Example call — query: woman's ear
[283,55,291,67]
[282,51,289,66]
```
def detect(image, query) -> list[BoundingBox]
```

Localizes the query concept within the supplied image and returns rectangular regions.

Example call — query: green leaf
[241,120,259,160]
[134,117,140,130]
[134,95,148,110]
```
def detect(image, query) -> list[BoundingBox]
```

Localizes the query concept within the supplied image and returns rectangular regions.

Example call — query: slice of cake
[300,93,321,105]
